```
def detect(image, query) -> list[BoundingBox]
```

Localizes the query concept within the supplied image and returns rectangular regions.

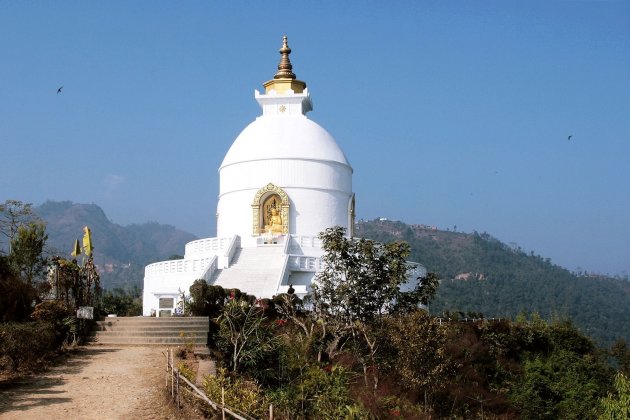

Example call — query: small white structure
[143,37,355,316]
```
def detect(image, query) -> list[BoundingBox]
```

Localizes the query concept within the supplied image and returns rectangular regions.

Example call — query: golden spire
[274,35,296,79]
[263,35,306,94]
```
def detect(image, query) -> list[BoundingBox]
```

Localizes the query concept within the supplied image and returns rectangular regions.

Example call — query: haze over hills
[35,201,196,290]
[33,201,629,347]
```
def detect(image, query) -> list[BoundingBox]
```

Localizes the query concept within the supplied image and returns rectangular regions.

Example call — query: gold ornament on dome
[252,183,290,236]
[263,36,306,94]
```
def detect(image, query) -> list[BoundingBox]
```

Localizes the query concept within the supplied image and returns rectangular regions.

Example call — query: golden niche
[251,183,289,236]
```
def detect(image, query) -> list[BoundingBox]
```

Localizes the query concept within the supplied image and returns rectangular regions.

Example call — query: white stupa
[143,37,355,316]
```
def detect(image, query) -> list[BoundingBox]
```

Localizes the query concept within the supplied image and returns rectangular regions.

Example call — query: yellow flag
[82,226,93,257]
[71,239,81,257]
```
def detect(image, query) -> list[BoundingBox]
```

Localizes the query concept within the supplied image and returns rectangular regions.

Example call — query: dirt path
[0,346,191,420]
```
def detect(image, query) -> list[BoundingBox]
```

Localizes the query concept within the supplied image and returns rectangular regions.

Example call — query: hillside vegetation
[35,201,196,290]
[356,219,630,347]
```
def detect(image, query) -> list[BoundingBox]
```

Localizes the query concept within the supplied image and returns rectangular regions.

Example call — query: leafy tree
[0,200,36,253]
[0,255,39,321]
[599,372,630,420]
[9,221,48,285]
[394,271,440,313]
[100,287,142,316]
[273,292,326,363]
[0,219,49,321]
[313,226,412,323]
[312,227,410,323]
[215,295,279,372]
[311,226,428,389]
[379,310,452,408]
[611,340,630,375]
[189,279,228,317]
[510,320,612,419]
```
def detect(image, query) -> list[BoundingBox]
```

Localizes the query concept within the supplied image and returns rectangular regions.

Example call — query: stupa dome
[220,116,350,169]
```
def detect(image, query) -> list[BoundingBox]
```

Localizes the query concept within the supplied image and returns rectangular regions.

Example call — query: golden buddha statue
[265,208,284,234]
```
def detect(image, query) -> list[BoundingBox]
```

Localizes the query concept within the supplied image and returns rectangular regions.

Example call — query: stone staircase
[90,316,210,346]
[212,245,286,298]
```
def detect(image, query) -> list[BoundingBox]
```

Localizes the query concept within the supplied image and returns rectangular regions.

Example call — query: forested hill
[36,201,196,290]
[355,219,630,348]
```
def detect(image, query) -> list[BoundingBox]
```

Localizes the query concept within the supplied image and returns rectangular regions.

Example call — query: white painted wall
[218,158,352,245]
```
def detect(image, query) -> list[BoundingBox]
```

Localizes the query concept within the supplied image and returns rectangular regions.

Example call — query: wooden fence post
[222,387,226,420]
[176,370,180,409]
[269,403,273,420]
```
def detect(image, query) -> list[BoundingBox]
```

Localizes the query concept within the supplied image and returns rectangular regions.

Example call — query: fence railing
[165,348,273,420]
[145,257,215,276]
[184,236,233,259]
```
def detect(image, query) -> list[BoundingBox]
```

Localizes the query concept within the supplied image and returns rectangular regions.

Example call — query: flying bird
[567,135,572,141]
[57,86,63,94]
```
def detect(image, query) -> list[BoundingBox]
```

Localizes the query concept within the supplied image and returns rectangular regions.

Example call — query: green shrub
[99,288,142,316]
[268,364,362,419]
[0,321,58,371]
[177,361,196,383]
[203,367,269,418]
[599,372,630,420]
[31,300,74,346]
[0,256,39,322]
[31,300,72,323]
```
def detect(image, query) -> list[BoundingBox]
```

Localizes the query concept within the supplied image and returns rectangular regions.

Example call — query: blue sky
[1,1,629,276]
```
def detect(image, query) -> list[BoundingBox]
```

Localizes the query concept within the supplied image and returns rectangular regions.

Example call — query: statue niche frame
[252,183,290,236]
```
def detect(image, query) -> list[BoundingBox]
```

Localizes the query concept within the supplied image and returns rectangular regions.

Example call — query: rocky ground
[0,346,201,419]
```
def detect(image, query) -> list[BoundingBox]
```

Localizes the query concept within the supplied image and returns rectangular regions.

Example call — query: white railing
[145,256,215,277]
[219,235,240,269]
[283,232,291,256]
[272,235,292,297]
[287,255,323,271]
[255,234,286,246]
[184,237,233,259]
[200,255,218,281]
[275,254,290,297]
[288,235,322,253]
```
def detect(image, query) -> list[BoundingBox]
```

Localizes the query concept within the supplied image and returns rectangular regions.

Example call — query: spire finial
[263,35,306,94]
[274,35,296,80]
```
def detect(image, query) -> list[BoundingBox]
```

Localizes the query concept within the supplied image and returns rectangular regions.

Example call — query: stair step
[89,316,210,346]
[90,337,207,345]
[96,322,209,328]
[95,326,209,332]
[92,331,208,337]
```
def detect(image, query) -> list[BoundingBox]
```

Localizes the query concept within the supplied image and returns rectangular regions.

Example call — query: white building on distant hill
[143,37,357,316]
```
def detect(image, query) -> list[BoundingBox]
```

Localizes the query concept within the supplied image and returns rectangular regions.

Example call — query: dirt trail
[0,346,189,420]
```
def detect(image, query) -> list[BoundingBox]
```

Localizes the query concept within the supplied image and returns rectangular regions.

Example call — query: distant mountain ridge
[35,201,197,290]
[356,219,630,347]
